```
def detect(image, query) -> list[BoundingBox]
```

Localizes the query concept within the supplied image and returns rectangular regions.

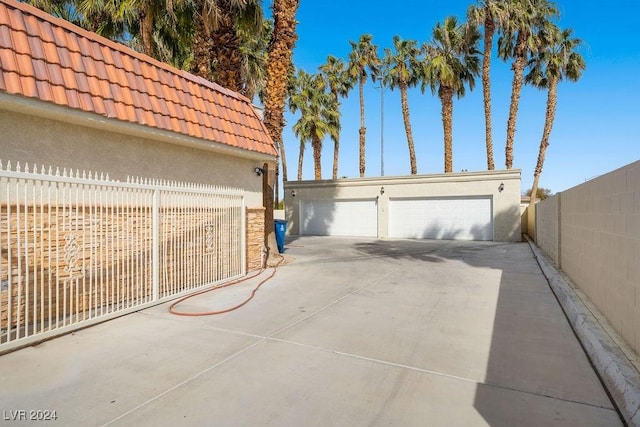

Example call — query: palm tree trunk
[528,78,558,240]
[312,134,322,180]
[530,77,558,205]
[505,32,527,169]
[332,138,339,180]
[400,83,417,174]
[482,13,495,170]
[191,0,215,81]
[297,140,304,181]
[279,141,288,183]
[440,86,454,173]
[209,20,243,92]
[264,0,300,259]
[331,91,340,180]
[358,76,366,177]
[139,6,155,57]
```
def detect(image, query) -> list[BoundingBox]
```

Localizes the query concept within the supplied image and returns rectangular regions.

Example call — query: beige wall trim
[0,92,275,163]
[286,169,521,190]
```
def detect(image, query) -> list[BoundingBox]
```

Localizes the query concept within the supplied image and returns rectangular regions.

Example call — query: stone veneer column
[246,207,265,271]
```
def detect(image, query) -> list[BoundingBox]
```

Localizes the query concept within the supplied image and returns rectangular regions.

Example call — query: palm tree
[264,0,300,185]
[239,18,273,102]
[499,0,558,169]
[28,0,86,26]
[319,55,354,180]
[347,34,380,177]
[32,0,194,67]
[382,35,421,175]
[423,17,480,173]
[263,0,299,256]
[289,70,340,180]
[75,0,190,59]
[525,25,585,209]
[191,0,263,92]
[152,4,197,70]
[467,0,510,170]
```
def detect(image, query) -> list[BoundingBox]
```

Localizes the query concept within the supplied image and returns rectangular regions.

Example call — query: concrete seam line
[100,338,267,426]
[526,236,640,427]
[265,335,616,411]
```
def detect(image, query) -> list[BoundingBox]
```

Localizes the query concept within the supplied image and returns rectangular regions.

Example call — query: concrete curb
[526,236,640,426]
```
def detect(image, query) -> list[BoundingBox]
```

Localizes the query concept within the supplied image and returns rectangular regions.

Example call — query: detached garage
[389,197,493,240]
[285,170,522,242]
[301,199,378,237]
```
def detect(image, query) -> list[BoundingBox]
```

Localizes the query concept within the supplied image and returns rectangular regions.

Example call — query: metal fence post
[241,198,246,276]
[152,189,160,301]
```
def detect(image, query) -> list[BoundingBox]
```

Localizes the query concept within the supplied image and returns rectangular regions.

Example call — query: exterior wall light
[380,186,385,195]
[498,182,505,193]
[254,167,264,176]
[291,189,296,197]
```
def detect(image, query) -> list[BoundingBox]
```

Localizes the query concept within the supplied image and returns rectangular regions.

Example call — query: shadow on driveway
[352,238,621,425]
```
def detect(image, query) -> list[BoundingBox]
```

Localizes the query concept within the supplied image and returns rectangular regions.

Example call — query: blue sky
[276,0,640,194]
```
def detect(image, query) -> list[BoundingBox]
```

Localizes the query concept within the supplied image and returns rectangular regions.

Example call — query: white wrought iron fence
[0,161,245,353]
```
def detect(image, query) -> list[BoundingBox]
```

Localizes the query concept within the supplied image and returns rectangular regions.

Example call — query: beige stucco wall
[284,169,521,242]
[535,161,640,354]
[0,100,272,208]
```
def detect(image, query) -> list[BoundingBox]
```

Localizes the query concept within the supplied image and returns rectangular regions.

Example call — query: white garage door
[389,197,493,241]
[301,199,377,237]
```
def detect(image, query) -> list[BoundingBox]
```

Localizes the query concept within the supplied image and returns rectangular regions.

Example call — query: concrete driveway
[0,237,622,426]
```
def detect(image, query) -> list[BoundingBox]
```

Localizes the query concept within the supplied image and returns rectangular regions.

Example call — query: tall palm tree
[423,17,480,173]
[347,34,380,177]
[319,55,354,180]
[191,0,263,91]
[499,0,558,169]
[382,35,421,175]
[263,0,299,256]
[467,0,510,170]
[289,71,340,180]
[264,0,300,185]
[525,25,585,207]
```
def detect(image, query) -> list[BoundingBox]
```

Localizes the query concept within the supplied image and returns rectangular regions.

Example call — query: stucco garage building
[285,170,522,242]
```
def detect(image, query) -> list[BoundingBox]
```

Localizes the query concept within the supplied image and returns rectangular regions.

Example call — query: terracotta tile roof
[0,0,276,157]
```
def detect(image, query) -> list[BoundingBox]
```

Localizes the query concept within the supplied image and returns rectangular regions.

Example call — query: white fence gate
[1,161,245,353]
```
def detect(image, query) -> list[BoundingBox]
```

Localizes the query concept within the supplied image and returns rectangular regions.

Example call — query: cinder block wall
[536,161,640,353]
[536,195,559,265]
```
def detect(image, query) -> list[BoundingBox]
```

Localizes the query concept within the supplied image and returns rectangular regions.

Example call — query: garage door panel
[389,197,492,241]
[301,199,377,237]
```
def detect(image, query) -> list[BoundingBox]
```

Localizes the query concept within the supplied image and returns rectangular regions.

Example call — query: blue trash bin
[274,219,287,253]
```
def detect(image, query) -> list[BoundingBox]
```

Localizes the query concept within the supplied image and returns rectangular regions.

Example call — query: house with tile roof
[0,0,276,204]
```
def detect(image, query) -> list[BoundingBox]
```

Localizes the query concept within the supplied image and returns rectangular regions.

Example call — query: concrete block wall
[536,195,560,265]
[536,161,640,354]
